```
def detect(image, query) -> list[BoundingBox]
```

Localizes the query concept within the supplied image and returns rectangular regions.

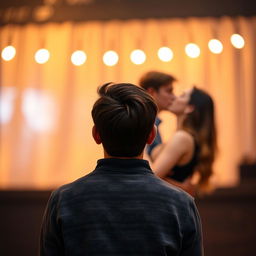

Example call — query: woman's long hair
[182,87,217,194]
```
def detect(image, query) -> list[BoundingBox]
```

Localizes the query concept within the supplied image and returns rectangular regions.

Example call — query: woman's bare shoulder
[171,130,194,144]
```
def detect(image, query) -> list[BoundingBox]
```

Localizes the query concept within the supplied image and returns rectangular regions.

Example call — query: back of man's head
[139,71,176,91]
[92,83,158,157]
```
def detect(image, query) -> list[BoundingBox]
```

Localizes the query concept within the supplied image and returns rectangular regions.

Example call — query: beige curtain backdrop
[0,16,255,189]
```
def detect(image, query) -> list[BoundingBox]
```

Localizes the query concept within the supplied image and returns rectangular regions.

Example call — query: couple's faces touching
[149,83,175,111]
[149,84,194,115]
[168,88,194,115]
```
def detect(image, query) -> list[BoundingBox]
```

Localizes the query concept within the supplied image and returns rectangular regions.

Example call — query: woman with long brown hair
[151,86,217,196]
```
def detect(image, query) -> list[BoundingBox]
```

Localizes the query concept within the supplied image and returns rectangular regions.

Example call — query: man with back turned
[40,82,203,255]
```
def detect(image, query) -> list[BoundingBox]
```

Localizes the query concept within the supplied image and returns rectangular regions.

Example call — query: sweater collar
[94,158,153,174]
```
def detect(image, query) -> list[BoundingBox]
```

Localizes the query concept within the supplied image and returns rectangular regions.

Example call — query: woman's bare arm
[152,130,193,178]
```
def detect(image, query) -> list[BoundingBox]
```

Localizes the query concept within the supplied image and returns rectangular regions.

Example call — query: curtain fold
[0,16,255,189]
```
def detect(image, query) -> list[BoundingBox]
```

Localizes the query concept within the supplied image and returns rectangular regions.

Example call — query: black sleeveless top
[168,140,199,182]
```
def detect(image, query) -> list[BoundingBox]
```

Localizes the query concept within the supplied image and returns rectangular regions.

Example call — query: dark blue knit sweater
[40,158,203,256]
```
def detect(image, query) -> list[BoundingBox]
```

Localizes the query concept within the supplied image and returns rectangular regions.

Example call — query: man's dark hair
[92,83,158,157]
[139,71,176,91]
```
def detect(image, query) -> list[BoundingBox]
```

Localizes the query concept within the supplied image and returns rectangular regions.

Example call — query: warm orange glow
[130,49,146,65]
[0,18,254,189]
[185,43,200,58]
[103,50,119,66]
[1,45,16,61]
[34,48,50,64]
[230,34,245,49]
[208,39,223,54]
[71,50,87,66]
[22,89,56,132]
[158,47,174,62]
[0,87,15,124]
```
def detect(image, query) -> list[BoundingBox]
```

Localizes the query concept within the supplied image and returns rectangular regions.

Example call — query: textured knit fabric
[169,141,199,182]
[40,158,203,256]
[147,117,162,157]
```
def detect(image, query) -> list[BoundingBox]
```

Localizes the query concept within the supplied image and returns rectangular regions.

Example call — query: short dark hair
[139,71,176,91]
[92,83,158,157]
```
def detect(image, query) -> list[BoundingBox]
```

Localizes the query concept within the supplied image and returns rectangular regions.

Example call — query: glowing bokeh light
[230,34,245,49]
[185,43,200,58]
[0,87,15,124]
[130,49,146,65]
[103,50,119,66]
[158,47,174,62]
[34,48,50,64]
[208,39,223,54]
[1,45,16,61]
[22,88,56,132]
[71,50,87,66]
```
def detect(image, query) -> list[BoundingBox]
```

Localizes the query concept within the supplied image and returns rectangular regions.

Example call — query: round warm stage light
[71,50,87,66]
[1,45,16,61]
[130,49,146,65]
[158,47,174,62]
[185,43,200,58]
[208,39,223,54]
[103,50,119,66]
[34,48,50,64]
[230,34,245,49]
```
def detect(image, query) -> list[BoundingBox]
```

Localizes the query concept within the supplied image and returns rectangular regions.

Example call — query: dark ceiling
[0,0,255,25]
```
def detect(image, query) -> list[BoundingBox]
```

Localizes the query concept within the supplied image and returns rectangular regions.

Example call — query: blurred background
[0,0,256,255]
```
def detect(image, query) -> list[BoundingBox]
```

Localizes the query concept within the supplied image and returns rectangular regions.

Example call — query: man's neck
[104,151,143,159]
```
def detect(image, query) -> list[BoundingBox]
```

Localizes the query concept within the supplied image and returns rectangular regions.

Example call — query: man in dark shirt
[40,82,203,255]
[139,71,176,158]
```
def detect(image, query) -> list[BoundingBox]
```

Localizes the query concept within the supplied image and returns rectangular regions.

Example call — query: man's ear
[184,104,195,114]
[147,87,156,97]
[146,125,157,145]
[92,125,102,144]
